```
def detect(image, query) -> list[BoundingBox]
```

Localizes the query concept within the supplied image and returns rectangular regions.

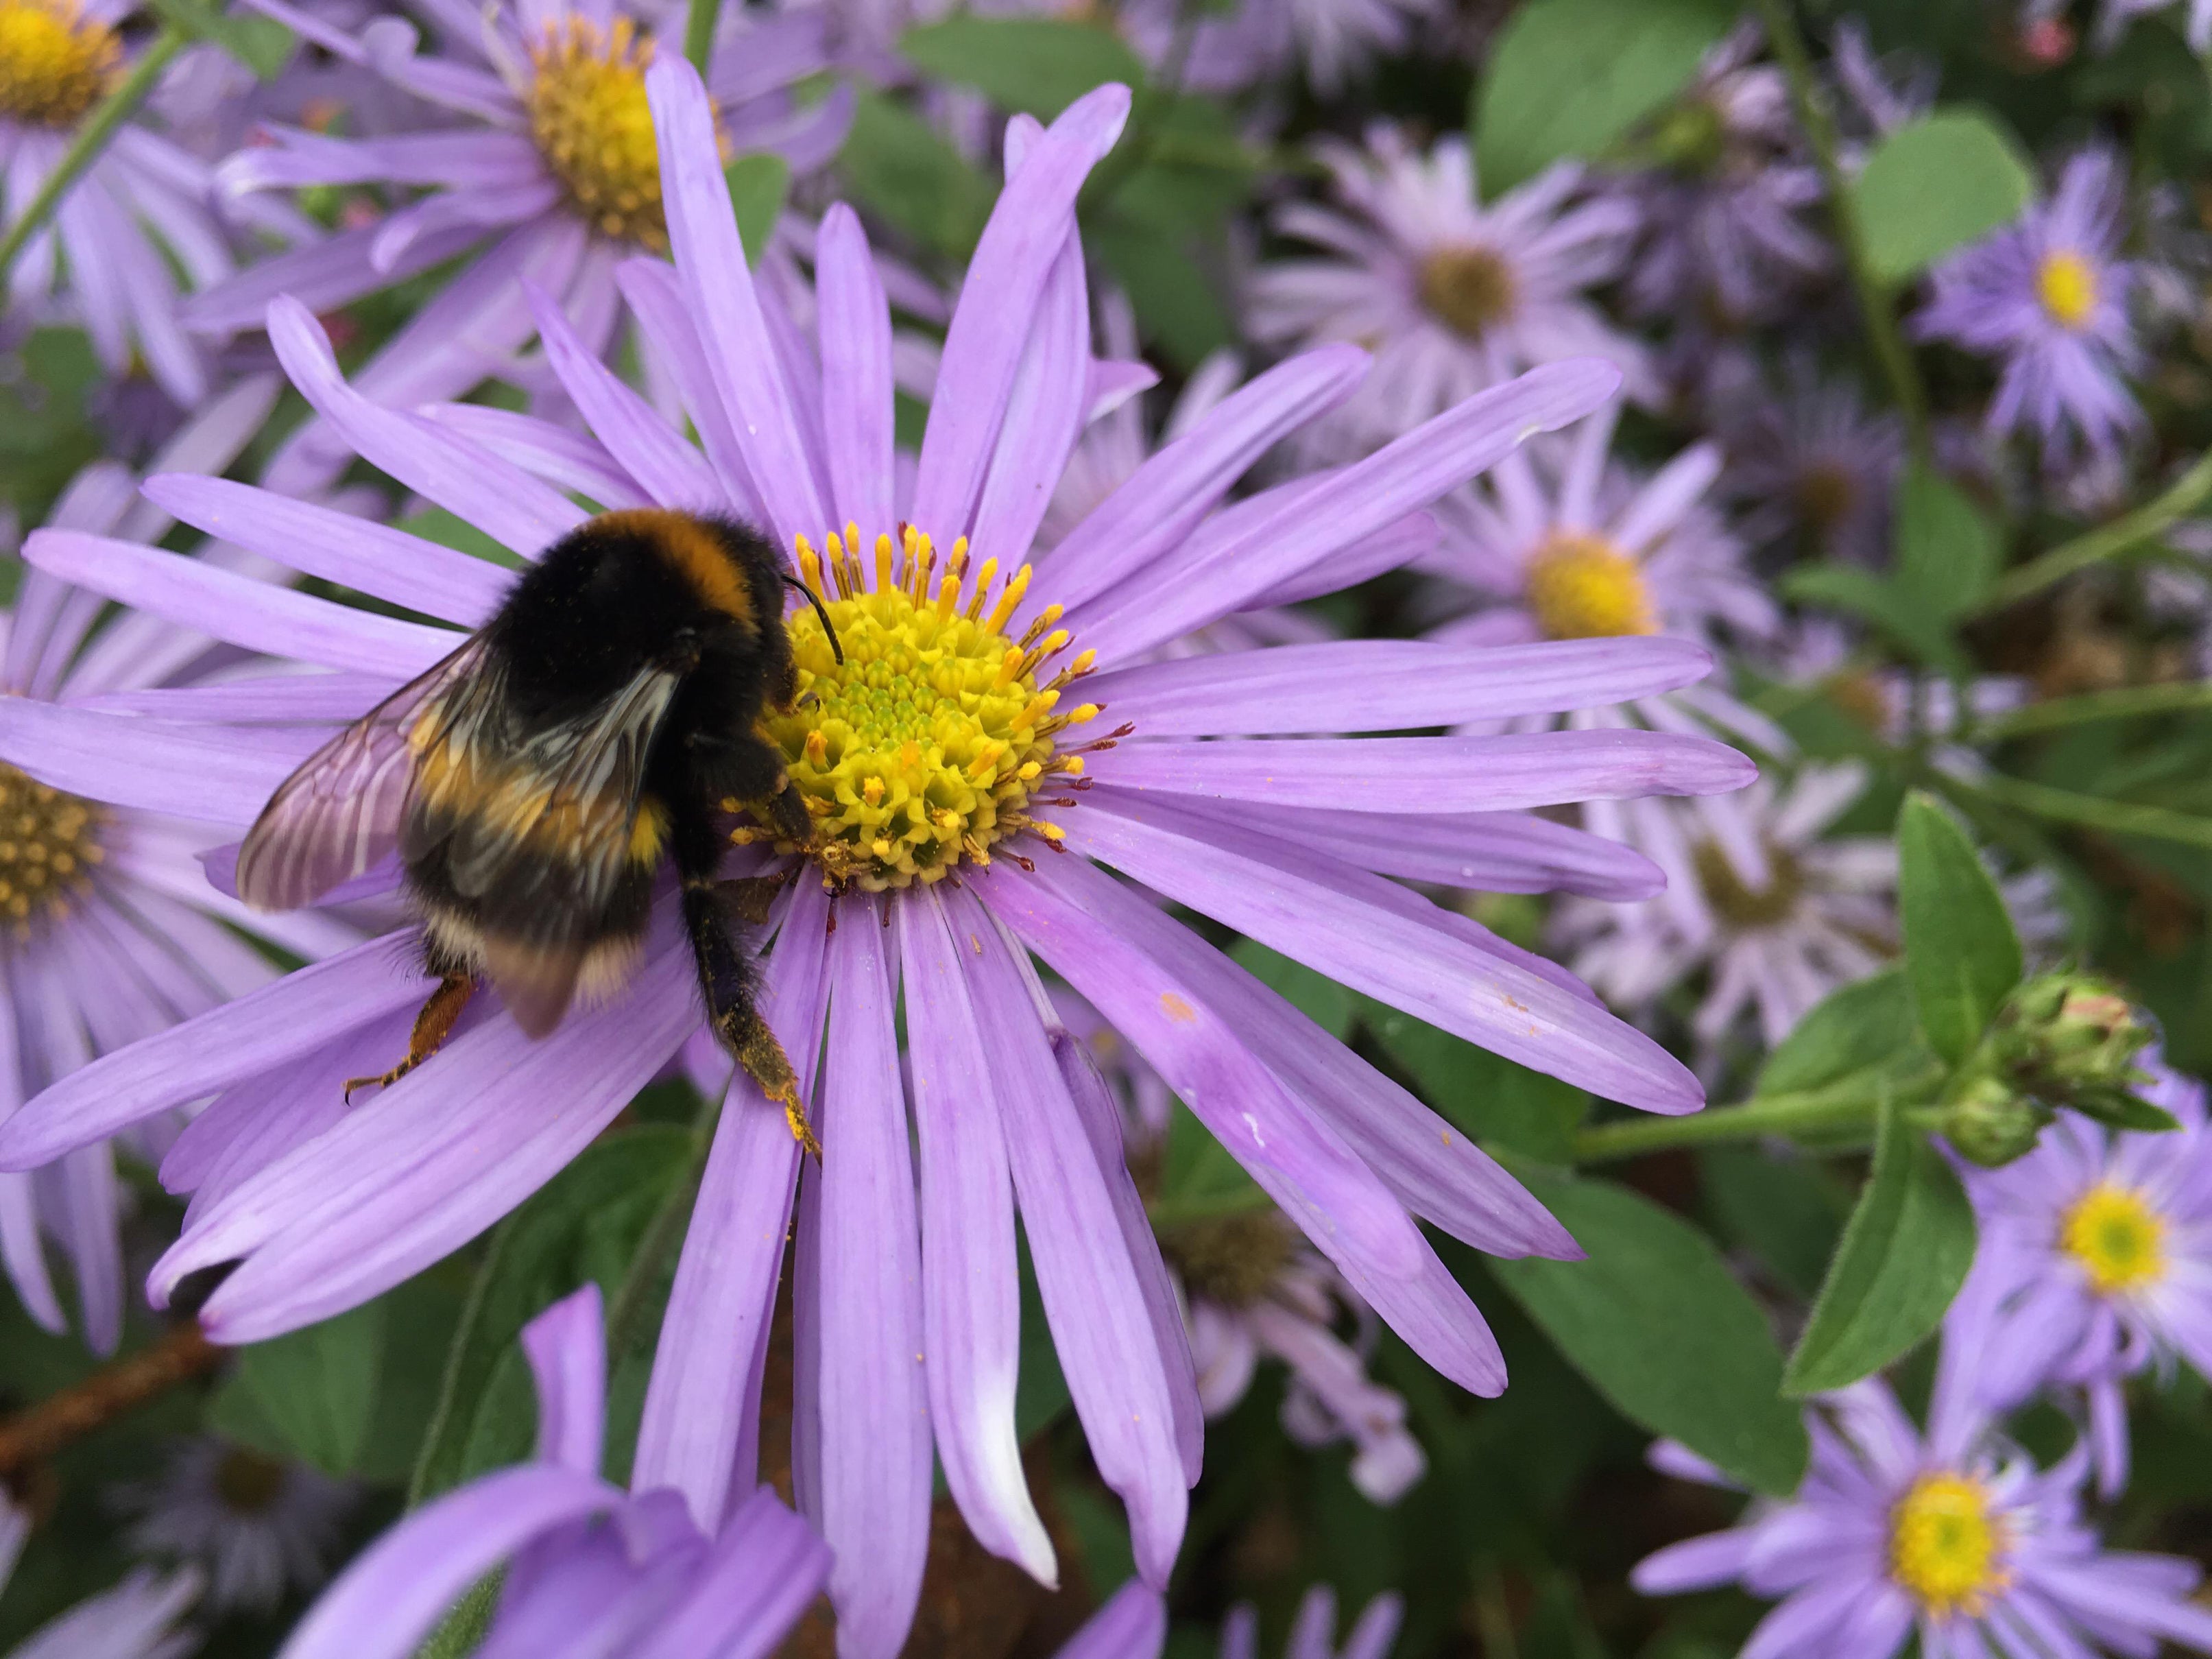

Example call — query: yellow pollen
[764,533,1098,890]
[1417,243,1519,342]
[0,0,117,128]
[2060,1182,2167,1295]
[1888,1472,2008,1616]
[2036,250,2098,330]
[0,761,103,939]
[1524,532,1658,639]
[525,17,671,250]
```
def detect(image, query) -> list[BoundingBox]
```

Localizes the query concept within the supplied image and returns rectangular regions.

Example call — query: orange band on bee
[594,508,756,625]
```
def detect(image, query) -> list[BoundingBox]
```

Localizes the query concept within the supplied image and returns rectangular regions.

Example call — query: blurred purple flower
[113,1438,354,1616]
[1634,1356,2212,1659]
[1250,123,1648,457]
[276,1283,830,1659]
[0,70,1754,1651]
[1117,0,1443,99]
[0,1494,200,1659]
[1222,1587,1402,1659]
[1914,149,2144,470]
[1715,359,1903,565]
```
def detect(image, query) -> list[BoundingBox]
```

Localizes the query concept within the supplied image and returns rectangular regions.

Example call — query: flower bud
[1991,971,2156,1125]
[1942,1073,2051,1168]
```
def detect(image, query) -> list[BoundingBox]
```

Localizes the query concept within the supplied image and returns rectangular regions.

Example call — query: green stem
[0,27,187,287]
[684,0,722,75]
[1750,0,1929,458]
[1572,1068,1940,1165]
[1973,446,2212,614]
[1977,681,2212,739]
[1945,768,2212,852]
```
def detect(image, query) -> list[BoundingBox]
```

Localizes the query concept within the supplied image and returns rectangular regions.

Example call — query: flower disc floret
[0,0,117,128]
[1417,243,1520,342]
[1690,838,1803,930]
[1524,532,1658,639]
[2060,1181,2166,1295]
[1163,1210,1300,1308]
[763,527,1100,892]
[2035,250,2098,331]
[1889,1471,2008,1616]
[525,17,668,250]
[0,761,103,934]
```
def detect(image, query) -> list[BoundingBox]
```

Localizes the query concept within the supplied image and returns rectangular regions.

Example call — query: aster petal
[182,220,490,334]
[420,405,653,512]
[616,258,771,527]
[968,230,1091,572]
[522,1284,607,1478]
[0,697,325,828]
[910,83,1132,539]
[815,203,896,537]
[1081,637,1715,736]
[1631,1530,1757,1594]
[22,531,456,678]
[276,1467,618,1659]
[1053,1581,1168,1659]
[630,1489,832,1659]
[646,57,826,551]
[1255,804,1663,900]
[1070,793,1704,1114]
[807,898,930,1657]
[896,889,1055,1584]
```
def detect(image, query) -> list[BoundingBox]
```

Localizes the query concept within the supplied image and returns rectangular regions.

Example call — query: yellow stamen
[1889,1472,2008,1617]
[0,762,104,941]
[2060,1182,2167,1295]
[2036,250,2098,330]
[0,1,116,130]
[1524,532,1658,640]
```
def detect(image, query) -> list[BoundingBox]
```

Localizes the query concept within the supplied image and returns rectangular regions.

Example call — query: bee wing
[235,637,489,911]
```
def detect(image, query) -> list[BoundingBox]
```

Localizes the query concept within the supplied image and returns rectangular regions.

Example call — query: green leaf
[1471,0,1738,192]
[208,1301,385,1477]
[1782,563,1968,674]
[1491,1173,1808,1494]
[1755,968,1930,1096]
[1849,109,2034,285]
[1087,206,1235,371]
[1899,792,2023,1064]
[1893,463,2001,621]
[1699,1147,1848,1300]
[147,0,296,79]
[1783,1091,1977,1395]
[837,88,996,261]
[396,506,525,571]
[1155,1100,1266,1217]
[723,152,791,268]
[409,1127,693,1502]
[899,17,1146,119]
[1363,1000,1588,1164]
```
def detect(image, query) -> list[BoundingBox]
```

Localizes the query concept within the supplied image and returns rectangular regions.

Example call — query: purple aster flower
[191,0,852,492]
[0,0,311,407]
[277,1283,830,1659]
[1777,617,2028,779]
[0,69,1755,1653]
[112,1437,354,1615]
[1223,1587,1402,1659]
[1714,358,1904,565]
[1957,1055,2212,1499]
[1634,1321,2212,1659]
[0,1500,199,1659]
[1114,0,1443,99]
[1249,123,1649,457]
[0,375,356,1354]
[1913,149,2144,471]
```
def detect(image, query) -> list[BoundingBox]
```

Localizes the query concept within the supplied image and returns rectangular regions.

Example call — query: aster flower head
[1958,1054,2212,1496]
[0,66,1755,1654]
[193,0,852,491]
[276,1283,831,1659]
[1913,148,2144,471]
[1714,359,1905,565]
[0,374,354,1356]
[0,1496,200,1659]
[113,1437,354,1614]
[1633,1354,2212,1659]
[1249,123,1649,457]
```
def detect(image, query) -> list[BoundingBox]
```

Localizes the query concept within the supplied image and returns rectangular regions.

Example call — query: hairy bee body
[238,510,817,1117]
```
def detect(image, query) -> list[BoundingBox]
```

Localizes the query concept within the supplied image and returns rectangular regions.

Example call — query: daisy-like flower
[1249,123,1648,457]
[0,71,1753,1656]
[1115,0,1443,99]
[1714,359,1903,565]
[1,0,310,407]
[192,0,852,492]
[1913,149,2143,470]
[0,1498,200,1659]
[0,375,354,1354]
[1778,617,2028,780]
[1221,1586,1401,1659]
[114,1438,354,1614]
[1957,1055,2212,1498]
[278,1284,830,1659]
[1632,1337,2212,1659]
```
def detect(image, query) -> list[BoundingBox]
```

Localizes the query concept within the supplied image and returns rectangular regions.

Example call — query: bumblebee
[236,509,840,1148]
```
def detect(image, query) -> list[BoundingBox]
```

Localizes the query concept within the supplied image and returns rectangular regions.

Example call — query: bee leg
[697,733,814,848]
[344,974,474,1102]
[718,870,792,927]
[682,879,819,1156]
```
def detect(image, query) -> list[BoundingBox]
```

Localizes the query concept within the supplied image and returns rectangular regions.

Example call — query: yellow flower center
[525,17,668,250]
[2035,250,2098,330]
[1524,532,1658,640]
[2060,1182,2167,1295]
[761,527,1100,892]
[1889,1472,2008,1617]
[1418,243,1519,342]
[1794,460,1860,532]
[0,0,117,128]
[1691,837,1804,929]
[0,762,103,935]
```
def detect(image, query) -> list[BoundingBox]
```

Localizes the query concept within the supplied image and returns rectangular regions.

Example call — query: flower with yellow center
[0,0,117,129]
[0,761,104,935]
[2060,1181,2167,1296]
[759,525,1101,892]
[1523,532,1659,640]
[1417,243,1519,342]
[2035,249,2099,331]
[1889,1471,2009,1617]
[525,16,670,250]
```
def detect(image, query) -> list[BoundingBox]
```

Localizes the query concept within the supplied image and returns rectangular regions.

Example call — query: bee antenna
[784,574,844,665]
